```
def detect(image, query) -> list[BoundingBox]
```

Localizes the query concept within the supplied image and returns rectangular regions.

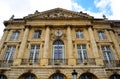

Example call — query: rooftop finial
[9,15,14,20]
[35,10,39,14]
[103,14,108,20]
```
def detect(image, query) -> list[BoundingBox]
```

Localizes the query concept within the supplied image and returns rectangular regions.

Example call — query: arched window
[18,73,37,79]
[110,74,120,79]
[52,39,65,65]
[80,75,92,79]
[0,75,7,79]
[51,74,65,79]
[80,73,98,79]
[24,74,36,79]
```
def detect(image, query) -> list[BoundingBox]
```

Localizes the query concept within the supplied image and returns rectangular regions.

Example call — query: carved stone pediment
[24,8,93,20]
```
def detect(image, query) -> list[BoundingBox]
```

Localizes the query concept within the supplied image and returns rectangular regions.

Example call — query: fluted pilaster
[13,25,30,65]
[41,26,50,66]
[67,26,76,65]
[88,26,103,65]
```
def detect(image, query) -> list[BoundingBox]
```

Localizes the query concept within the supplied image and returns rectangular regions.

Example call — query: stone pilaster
[13,25,30,66]
[0,29,9,53]
[67,26,76,65]
[41,26,50,66]
[88,26,103,66]
[109,30,120,59]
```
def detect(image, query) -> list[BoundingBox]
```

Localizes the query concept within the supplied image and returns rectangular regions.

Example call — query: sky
[0,0,120,39]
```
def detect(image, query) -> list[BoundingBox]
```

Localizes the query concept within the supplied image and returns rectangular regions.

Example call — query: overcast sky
[0,0,120,39]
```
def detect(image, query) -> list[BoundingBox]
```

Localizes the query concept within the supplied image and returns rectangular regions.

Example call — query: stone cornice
[24,8,93,20]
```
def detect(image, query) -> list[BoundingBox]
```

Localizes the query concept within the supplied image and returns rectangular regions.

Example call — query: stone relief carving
[41,12,73,18]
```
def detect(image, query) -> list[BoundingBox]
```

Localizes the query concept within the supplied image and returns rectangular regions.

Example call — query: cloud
[94,0,120,20]
[109,0,120,20]
[71,1,103,18]
[29,0,73,11]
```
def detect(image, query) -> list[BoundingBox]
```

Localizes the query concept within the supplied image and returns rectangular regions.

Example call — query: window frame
[10,31,20,41]
[33,30,41,38]
[76,30,84,39]
[3,46,16,63]
[101,45,114,62]
[98,31,107,40]
[77,44,88,64]
[29,44,40,64]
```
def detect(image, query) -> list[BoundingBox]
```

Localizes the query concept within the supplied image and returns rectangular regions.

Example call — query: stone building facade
[0,8,120,79]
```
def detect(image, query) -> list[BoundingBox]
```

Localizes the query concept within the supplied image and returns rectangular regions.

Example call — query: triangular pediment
[24,8,93,20]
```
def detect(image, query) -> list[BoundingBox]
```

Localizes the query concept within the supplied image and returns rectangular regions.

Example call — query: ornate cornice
[24,8,93,20]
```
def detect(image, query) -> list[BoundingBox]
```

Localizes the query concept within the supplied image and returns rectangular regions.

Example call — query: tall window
[101,46,114,61]
[3,46,16,63]
[77,44,88,64]
[0,75,7,79]
[98,31,107,40]
[53,40,64,59]
[29,45,40,64]
[51,74,64,79]
[33,30,41,38]
[10,31,20,41]
[52,40,65,65]
[76,30,84,39]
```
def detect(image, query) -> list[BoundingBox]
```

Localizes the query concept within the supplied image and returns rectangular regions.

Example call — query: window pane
[10,31,20,41]
[53,40,64,60]
[3,46,16,62]
[0,75,7,79]
[101,46,114,61]
[29,45,40,62]
[51,74,64,79]
[77,44,88,64]
[76,30,84,39]
[98,31,106,40]
[33,30,41,38]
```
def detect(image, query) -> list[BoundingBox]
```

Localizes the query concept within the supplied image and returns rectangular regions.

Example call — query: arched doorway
[52,39,65,65]
[79,73,98,79]
[18,73,37,79]
[50,73,66,79]
[0,75,7,79]
[110,74,120,79]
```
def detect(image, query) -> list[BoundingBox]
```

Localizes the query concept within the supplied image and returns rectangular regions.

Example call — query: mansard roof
[24,8,93,20]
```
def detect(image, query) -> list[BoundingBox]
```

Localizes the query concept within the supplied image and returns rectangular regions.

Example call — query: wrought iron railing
[48,59,68,65]
[103,60,120,67]
[76,58,96,65]
[21,59,39,65]
[0,60,13,67]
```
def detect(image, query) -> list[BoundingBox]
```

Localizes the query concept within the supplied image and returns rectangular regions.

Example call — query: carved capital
[25,25,31,29]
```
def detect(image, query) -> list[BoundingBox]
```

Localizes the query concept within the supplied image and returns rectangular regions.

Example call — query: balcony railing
[76,58,96,65]
[0,60,13,67]
[48,59,68,65]
[21,59,39,65]
[103,60,120,67]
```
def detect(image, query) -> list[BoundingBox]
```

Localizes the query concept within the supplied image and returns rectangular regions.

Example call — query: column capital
[87,25,93,28]
[3,29,10,32]
[25,25,31,29]
[66,24,72,27]
[45,24,52,28]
